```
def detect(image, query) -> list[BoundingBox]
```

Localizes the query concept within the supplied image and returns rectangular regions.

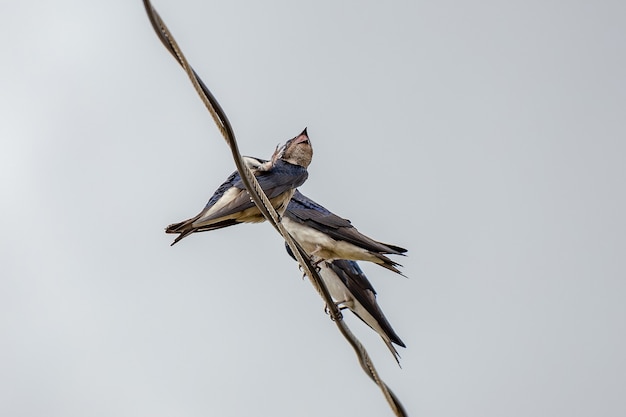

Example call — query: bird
[166,128,313,245]
[285,244,406,364]
[319,259,406,365]
[283,190,407,275]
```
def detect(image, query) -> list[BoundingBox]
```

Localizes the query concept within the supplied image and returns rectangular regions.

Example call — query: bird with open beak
[166,128,312,245]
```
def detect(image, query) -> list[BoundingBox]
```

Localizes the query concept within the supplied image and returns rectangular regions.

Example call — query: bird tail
[355,303,405,366]
[165,219,197,246]
[382,336,403,368]
[362,293,407,366]
[165,218,242,245]
[374,253,407,277]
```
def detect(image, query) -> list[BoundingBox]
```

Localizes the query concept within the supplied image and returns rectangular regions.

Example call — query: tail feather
[165,220,190,234]
[164,218,195,246]
[165,218,243,245]
[170,229,194,246]
[352,300,406,366]
[382,337,402,368]
[373,253,407,277]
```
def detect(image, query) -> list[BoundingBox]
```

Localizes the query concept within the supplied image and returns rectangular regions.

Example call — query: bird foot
[324,302,347,318]
[308,257,324,272]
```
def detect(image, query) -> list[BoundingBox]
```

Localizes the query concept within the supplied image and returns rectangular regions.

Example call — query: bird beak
[293,128,310,145]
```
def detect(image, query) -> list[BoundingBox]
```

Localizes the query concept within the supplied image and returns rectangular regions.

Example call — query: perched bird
[285,245,405,364]
[283,190,407,275]
[166,128,313,245]
[319,259,406,364]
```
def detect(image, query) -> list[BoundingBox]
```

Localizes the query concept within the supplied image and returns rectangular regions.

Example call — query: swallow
[166,128,313,245]
[285,244,405,364]
[320,259,406,364]
[283,190,407,275]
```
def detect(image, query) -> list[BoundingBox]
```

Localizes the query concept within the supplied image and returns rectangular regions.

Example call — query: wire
[142,2,407,415]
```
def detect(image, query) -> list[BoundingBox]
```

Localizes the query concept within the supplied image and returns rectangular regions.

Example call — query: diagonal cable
[142,2,407,415]
[141,0,335,323]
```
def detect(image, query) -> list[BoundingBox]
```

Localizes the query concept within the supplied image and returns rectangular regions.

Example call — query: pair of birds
[166,128,407,363]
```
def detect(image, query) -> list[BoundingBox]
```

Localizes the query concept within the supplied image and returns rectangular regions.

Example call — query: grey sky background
[2,1,625,416]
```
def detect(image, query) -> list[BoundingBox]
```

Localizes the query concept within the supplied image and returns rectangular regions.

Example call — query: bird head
[278,128,313,168]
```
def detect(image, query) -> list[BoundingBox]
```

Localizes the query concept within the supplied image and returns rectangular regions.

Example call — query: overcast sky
[2,1,625,416]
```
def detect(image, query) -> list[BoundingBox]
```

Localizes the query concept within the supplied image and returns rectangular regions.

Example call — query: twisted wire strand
[142,2,407,415]
[142,0,336,319]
